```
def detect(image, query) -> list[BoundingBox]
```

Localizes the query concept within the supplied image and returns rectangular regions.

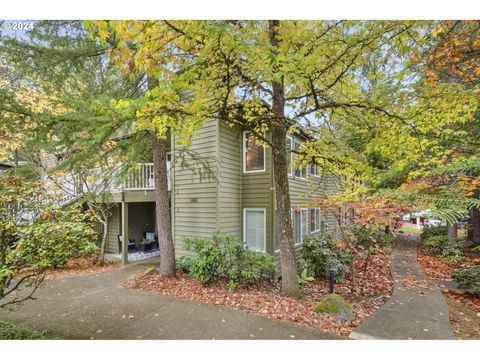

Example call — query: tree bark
[152,134,176,277]
[268,20,300,297]
[447,223,458,240]
[99,216,108,264]
[469,207,480,245]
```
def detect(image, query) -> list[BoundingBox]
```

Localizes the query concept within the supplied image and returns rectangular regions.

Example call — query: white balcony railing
[48,162,171,205]
[123,162,170,191]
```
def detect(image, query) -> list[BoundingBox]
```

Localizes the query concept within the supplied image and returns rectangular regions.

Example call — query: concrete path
[350,235,455,340]
[0,260,336,340]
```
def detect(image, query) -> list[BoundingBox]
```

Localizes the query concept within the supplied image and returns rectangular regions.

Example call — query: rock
[313,293,354,321]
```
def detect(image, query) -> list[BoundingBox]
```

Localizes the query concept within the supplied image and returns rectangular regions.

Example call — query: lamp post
[328,267,336,294]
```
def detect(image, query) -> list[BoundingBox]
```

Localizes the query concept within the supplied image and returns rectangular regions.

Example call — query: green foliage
[175,256,191,273]
[422,234,464,264]
[298,268,315,286]
[0,321,45,340]
[301,231,351,282]
[421,226,448,241]
[452,264,480,297]
[183,232,276,291]
[0,177,97,308]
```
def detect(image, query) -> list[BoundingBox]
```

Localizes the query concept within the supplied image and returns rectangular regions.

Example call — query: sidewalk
[350,235,455,340]
[0,261,336,340]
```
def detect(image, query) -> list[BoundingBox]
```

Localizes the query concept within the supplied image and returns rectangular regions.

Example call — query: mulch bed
[417,247,456,281]
[122,253,393,338]
[46,256,120,280]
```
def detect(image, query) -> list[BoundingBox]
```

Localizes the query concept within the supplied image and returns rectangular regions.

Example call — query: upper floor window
[286,136,307,179]
[243,131,265,173]
[293,141,307,179]
[309,164,320,177]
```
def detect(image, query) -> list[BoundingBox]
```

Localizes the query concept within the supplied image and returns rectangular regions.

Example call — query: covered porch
[106,200,166,264]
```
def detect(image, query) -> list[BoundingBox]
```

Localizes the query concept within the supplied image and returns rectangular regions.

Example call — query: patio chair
[141,232,159,252]
[117,235,136,253]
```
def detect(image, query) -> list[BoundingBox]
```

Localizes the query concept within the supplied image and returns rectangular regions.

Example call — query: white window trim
[243,208,267,252]
[243,131,266,174]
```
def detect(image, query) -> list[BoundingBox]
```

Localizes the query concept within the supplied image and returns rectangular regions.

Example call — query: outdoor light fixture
[328,267,336,294]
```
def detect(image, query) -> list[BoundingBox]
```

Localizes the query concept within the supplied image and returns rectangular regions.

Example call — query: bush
[0,321,45,340]
[183,232,276,290]
[452,264,480,297]
[301,231,351,282]
[345,225,394,252]
[421,226,448,241]
[0,177,97,309]
[423,234,464,264]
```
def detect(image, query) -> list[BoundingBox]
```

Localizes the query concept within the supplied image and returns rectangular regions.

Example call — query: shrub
[452,264,480,297]
[345,225,394,252]
[301,231,351,282]
[175,256,191,273]
[423,235,451,253]
[0,321,45,340]
[421,226,448,241]
[183,232,276,290]
[423,234,464,264]
[0,177,97,309]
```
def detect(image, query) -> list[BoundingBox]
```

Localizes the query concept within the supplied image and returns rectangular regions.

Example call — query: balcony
[50,162,170,205]
[122,162,171,191]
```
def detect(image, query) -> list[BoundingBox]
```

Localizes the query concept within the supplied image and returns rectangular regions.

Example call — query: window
[293,211,301,244]
[309,164,320,177]
[292,208,308,245]
[310,208,321,232]
[301,209,308,239]
[243,131,265,173]
[243,209,266,252]
[293,140,307,179]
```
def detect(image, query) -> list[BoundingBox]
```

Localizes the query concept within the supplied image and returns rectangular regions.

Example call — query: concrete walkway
[0,261,336,340]
[350,235,455,340]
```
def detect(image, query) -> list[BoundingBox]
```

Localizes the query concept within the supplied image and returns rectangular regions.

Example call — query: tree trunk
[447,223,458,240]
[269,20,299,297]
[99,217,108,264]
[152,134,176,277]
[469,207,480,245]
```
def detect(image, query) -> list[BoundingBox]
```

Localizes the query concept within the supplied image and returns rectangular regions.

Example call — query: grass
[398,226,423,235]
[0,320,45,340]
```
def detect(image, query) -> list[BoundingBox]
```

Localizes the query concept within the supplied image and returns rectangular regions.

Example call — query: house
[50,118,339,262]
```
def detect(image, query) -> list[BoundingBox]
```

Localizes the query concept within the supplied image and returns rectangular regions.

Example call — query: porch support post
[121,201,129,265]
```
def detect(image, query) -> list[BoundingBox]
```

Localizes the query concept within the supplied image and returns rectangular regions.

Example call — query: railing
[122,162,170,191]
[48,162,171,206]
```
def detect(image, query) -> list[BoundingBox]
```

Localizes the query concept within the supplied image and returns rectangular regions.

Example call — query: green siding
[218,121,242,240]
[172,119,219,257]
[105,204,121,254]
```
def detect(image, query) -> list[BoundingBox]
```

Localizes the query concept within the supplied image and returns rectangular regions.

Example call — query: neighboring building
[50,118,339,261]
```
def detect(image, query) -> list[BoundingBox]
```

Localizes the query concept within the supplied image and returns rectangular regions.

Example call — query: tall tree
[88,20,437,295]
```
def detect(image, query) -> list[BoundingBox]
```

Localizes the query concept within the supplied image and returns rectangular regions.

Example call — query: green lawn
[398,226,423,235]
[0,320,45,340]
